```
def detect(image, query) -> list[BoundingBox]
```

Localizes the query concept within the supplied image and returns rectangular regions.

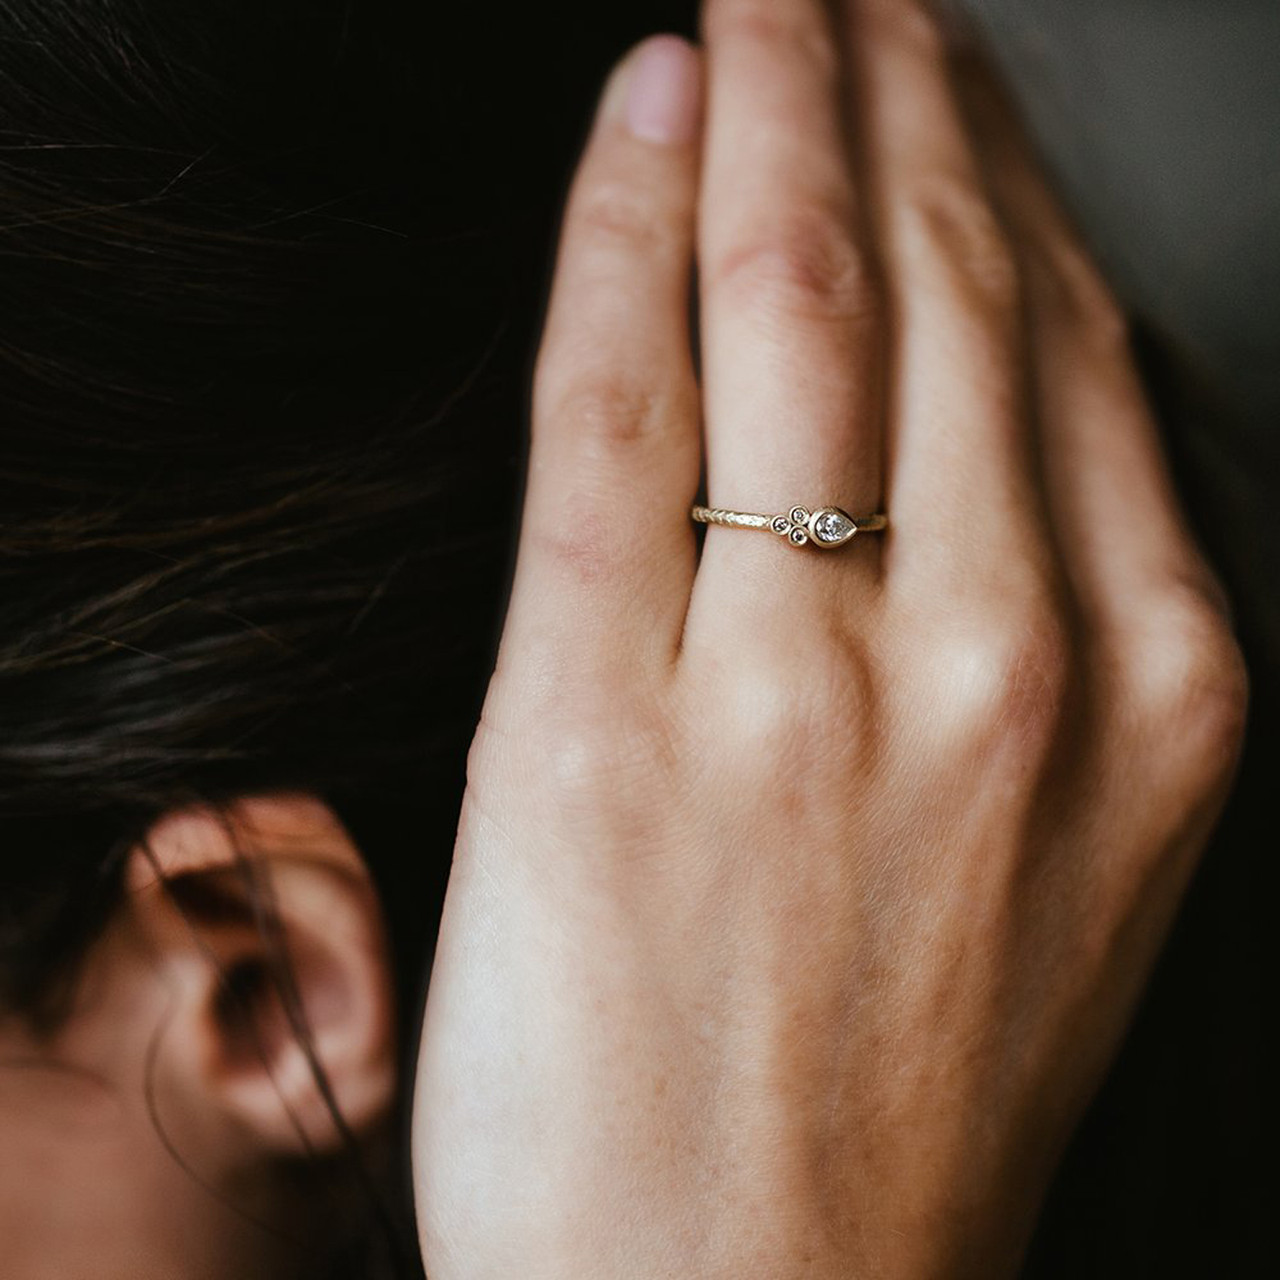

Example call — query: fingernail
[623,36,701,146]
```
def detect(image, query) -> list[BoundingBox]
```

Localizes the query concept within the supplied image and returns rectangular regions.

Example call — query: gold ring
[691,503,887,549]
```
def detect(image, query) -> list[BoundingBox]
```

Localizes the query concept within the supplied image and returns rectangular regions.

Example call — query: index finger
[504,38,705,684]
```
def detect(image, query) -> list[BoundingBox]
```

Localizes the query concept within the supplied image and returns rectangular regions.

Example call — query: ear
[125,793,396,1155]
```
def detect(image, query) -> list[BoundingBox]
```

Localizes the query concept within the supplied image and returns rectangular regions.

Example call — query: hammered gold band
[691,503,887,550]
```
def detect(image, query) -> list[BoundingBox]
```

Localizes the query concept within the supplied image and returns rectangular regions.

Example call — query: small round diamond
[771,515,792,535]
[789,506,810,525]
[788,527,809,546]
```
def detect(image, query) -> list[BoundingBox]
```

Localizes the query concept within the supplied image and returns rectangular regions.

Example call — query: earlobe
[126,795,396,1155]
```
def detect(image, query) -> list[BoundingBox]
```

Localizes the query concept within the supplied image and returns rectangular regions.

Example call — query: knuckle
[711,206,879,327]
[704,0,840,81]
[1123,587,1250,772]
[867,0,948,59]
[542,372,666,448]
[536,703,676,815]
[900,177,1021,311]
[531,508,620,587]
[726,644,877,780]
[571,179,667,257]
[1028,241,1131,350]
[900,2,948,58]
[931,606,1075,747]
[540,718,630,794]
[1078,288,1131,355]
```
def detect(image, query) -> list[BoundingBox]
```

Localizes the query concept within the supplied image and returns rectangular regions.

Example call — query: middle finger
[852,0,1058,602]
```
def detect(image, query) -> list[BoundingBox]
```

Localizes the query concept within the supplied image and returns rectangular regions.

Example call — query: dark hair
[0,0,549,1272]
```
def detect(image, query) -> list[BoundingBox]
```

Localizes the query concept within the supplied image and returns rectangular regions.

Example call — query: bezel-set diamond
[812,509,855,544]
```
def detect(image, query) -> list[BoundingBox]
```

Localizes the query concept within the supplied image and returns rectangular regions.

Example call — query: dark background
[425,2,1279,1273]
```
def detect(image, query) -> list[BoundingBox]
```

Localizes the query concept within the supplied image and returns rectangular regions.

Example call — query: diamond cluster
[770,506,812,545]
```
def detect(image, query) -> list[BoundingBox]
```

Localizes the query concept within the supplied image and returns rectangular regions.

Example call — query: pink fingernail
[625,36,701,146]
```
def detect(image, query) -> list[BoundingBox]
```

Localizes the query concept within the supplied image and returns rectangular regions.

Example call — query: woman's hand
[412,2,1247,1276]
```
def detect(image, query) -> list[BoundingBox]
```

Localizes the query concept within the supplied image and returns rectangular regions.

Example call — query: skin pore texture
[0,797,396,1280]
[412,2,1246,1277]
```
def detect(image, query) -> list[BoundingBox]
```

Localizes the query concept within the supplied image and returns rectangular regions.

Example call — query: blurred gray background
[972,0,1278,418]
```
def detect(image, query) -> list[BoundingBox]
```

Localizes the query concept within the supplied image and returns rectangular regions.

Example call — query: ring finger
[691,0,886,615]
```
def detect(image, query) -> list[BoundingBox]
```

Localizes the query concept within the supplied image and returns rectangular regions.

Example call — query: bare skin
[0,797,396,1280]
[412,2,1248,1277]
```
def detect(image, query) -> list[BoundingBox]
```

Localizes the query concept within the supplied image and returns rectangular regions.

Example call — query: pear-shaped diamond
[812,509,855,544]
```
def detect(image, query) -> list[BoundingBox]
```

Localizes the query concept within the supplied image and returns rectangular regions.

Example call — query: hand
[412,3,1247,1276]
